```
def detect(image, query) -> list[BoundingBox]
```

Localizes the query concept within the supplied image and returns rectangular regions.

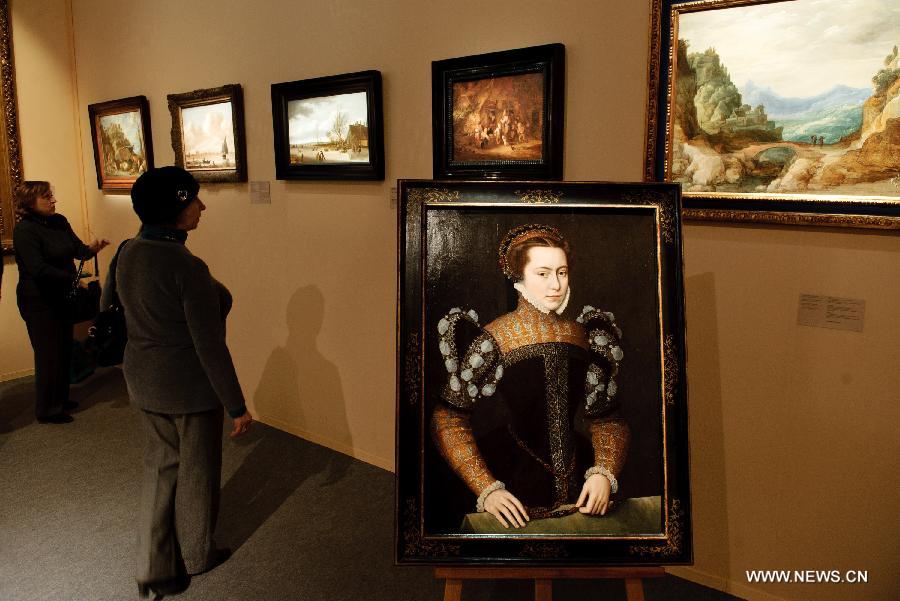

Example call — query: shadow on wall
[252,284,353,484]
[682,271,730,581]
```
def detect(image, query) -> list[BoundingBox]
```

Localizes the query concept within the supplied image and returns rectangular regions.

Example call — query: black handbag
[88,240,129,366]
[67,255,101,323]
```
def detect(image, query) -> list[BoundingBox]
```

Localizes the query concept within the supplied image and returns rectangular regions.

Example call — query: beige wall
[1,0,84,380]
[4,1,898,599]
[674,224,900,600]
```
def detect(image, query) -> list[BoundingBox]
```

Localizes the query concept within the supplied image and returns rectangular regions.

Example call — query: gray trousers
[137,407,224,583]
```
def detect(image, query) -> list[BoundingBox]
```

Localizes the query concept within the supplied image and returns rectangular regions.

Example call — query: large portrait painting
[646,0,900,227]
[432,44,565,180]
[168,84,247,183]
[272,71,384,180]
[0,0,22,253]
[396,181,691,564]
[88,96,153,191]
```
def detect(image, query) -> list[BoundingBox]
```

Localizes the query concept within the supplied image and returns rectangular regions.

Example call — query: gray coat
[115,238,246,417]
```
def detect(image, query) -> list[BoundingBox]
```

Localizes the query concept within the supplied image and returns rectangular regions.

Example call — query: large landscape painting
[670,0,900,198]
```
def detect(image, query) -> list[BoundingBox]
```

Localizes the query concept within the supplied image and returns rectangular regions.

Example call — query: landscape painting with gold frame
[396,180,691,564]
[646,0,900,227]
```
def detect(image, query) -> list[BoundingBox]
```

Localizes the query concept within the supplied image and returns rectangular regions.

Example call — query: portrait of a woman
[430,224,630,530]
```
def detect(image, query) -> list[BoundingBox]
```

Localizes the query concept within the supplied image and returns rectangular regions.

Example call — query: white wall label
[390,187,397,209]
[797,294,865,332]
[250,181,271,204]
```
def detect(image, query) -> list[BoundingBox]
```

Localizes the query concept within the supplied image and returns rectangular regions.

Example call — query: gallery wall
[4,1,898,600]
[1,0,84,380]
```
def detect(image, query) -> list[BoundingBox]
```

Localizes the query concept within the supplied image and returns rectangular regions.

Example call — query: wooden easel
[435,566,665,601]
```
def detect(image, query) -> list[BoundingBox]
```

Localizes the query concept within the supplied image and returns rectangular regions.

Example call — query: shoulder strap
[107,239,132,305]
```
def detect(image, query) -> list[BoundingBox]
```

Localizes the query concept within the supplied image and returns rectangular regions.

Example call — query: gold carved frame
[0,0,22,253]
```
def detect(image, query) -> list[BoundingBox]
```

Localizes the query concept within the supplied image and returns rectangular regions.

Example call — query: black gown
[432,296,628,520]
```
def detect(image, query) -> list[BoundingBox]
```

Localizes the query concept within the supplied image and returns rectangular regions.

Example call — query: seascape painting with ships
[671,0,900,197]
[180,101,236,171]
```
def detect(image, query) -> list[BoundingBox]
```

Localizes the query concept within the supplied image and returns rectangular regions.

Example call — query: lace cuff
[584,466,619,494]
[476,481,505,513]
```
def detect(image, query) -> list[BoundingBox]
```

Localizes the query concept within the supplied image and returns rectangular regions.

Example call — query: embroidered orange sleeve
[587,418,630,478]
[430,404,496,495]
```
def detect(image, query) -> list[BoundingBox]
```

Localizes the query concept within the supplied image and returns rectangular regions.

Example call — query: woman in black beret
[114,166,252,598]
[13,181,109,424]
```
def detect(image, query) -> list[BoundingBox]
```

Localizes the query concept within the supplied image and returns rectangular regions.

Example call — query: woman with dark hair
[13,181,109,424]
[431,224,630,529]
[114,166,252,598]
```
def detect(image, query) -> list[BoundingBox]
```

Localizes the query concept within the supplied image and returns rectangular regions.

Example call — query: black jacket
[13,213,92,314]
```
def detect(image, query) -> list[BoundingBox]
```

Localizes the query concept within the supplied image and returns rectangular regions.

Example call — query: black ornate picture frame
[646,0,900,228]
[0,0,22,253]
[432,44,565,181]
[396,180,691,564]
[168,84,247,183]
[88,96,154,191]
[271,70,385,180]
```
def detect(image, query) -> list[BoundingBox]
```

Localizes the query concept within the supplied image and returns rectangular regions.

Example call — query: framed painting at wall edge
[87,96,154,192]
[271,70,384,181]
[0,0,22,254]
[396,180,691,565]
[167,84,247,183]
[646,0,900,229]
[432,44,565,181]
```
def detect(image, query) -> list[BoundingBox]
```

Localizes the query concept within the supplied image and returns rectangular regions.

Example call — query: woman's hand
[576,473,612,515]
[229,410,253,438]
[484,488,529,528]
[88,238,111,254]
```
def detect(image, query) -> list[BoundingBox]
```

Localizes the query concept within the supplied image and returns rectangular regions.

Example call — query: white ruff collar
[513,282,570,315]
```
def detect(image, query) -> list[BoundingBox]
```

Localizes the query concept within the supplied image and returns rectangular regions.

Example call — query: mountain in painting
[740,81,870,118]
[739,81,868,143]
[671,41,900,195]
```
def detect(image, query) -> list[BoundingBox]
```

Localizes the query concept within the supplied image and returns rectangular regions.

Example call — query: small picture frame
[167,84,247,183]
[88,96,154,191]
[432,44,565,180]
[271,70,385,180]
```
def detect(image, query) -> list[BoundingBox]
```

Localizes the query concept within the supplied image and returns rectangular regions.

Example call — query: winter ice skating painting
[287,92,370,165]
[648,0,900,226]
[271,71,384,180]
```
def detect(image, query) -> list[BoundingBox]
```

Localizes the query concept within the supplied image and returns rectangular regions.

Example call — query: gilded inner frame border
[0,0,22,253]
[645,0,900,228]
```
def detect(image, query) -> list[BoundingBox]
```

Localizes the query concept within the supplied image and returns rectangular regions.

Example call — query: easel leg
[624,578,645,601]
[443,578,462,601]
[534,578,552,601]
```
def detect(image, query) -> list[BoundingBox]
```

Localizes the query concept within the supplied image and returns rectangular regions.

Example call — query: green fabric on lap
[460,496,663,535]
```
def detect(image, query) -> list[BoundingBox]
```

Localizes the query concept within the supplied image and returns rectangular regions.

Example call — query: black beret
[130,166,199,225]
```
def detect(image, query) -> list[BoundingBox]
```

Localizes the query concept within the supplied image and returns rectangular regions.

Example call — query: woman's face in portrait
[33,189,57,217]
[521,246,569,312]
[175,196,206,231]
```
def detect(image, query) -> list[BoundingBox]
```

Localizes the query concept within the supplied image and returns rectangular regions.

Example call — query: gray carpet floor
[0,369,741,601]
